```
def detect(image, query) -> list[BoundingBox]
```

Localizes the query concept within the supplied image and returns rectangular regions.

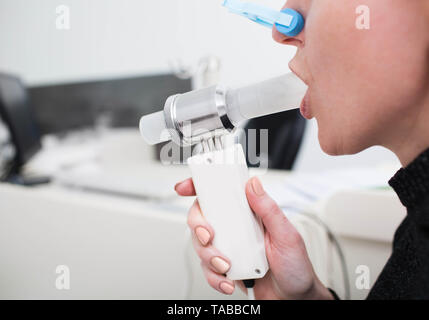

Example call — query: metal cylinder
[164,85,234,146]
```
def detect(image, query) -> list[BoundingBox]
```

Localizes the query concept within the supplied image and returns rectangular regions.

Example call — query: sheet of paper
[264,167,397,212]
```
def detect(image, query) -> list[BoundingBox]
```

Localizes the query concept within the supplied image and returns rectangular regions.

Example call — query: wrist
[306,278,334,300]
[275,277,334,300]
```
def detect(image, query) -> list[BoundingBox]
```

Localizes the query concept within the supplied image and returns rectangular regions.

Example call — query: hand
[175,176,334,300]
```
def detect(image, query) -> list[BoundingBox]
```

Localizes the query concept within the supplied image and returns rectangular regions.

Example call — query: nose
[272,2,306,48]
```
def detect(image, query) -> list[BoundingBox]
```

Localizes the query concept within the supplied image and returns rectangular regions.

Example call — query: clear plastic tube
[225,73,307,126]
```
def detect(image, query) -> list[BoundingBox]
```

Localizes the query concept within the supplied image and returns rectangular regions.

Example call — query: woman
[175,0,429,299]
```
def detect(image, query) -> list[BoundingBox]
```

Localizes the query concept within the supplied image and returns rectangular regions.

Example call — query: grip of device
[187,144,269,280]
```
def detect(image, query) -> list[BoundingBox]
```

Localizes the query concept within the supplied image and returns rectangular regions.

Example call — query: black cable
[243,279,255,288]
[243,279,256,300]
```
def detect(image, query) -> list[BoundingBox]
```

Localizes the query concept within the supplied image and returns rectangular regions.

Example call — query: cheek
[304,0,429,154]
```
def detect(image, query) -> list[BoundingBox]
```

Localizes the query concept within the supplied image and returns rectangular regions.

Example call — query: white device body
[139,73,306,281]
[187,143,269,280]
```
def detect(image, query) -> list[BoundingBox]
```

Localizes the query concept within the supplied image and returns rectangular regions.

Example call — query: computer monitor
[0,73,41,175]
[28,73,192,134]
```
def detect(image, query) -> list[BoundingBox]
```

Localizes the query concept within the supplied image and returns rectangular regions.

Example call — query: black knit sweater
[366,148,429,299]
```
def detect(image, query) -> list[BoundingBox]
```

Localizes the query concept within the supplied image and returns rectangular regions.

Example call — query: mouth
[300,90,312,120]
[289,63,313,120]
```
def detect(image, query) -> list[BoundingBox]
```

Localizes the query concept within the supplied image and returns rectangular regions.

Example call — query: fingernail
[174,181,184,191]
[195,227,210,246]
[211,257,230,274]
[219,282,234,295]
[251,177,264,196]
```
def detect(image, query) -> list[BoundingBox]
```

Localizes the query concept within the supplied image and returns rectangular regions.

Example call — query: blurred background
[0,0,404,300]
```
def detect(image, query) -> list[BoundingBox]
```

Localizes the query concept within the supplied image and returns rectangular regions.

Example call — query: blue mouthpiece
[223,0,304,37]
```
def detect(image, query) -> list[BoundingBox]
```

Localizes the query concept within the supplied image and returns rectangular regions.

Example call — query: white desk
[0,162,293,299]
[0,130,406,299]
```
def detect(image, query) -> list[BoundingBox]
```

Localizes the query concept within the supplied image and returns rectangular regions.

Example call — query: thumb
[246,177,297,247]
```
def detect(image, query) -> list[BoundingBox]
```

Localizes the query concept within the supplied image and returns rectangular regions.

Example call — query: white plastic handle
[187,144,269,280]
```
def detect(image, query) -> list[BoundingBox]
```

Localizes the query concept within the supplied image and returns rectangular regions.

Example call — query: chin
[318,130,365,156]
[319,139,343,156]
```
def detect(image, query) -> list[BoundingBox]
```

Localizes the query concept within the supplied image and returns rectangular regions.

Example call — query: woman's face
[274,0,429,156]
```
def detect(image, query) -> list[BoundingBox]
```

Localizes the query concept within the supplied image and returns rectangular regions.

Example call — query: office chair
[0,73,45,184]
[241,109,306,170]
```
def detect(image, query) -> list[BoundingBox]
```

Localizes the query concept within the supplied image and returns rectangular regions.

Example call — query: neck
[394,138,429,168]
[387,96,429,167]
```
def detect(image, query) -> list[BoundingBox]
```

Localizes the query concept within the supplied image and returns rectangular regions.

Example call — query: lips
[289,62,312,119]
[300,90,312,120]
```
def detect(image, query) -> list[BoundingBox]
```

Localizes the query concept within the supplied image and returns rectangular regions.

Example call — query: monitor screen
[28,74,192,135]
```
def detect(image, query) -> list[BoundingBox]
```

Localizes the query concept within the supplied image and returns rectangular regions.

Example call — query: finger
[246,177,301,248]
[174,178,196,196]
[188,201,231,273]
[201,262,235,295]
[187,200,214,246]
[192,234,231,274]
